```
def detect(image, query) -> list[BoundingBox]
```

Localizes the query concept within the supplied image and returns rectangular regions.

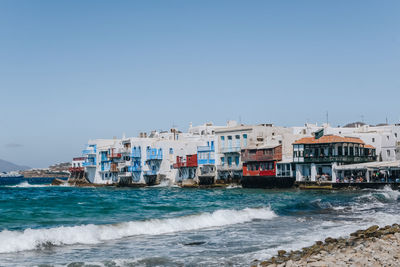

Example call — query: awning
[334,160,400,171]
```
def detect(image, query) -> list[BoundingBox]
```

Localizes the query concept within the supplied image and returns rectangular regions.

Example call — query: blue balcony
[82,145,97,155]
[197,145,215,153]
[198,159,215,165]
[128,165,142,172]
[131,150,142,158]
[83,161,96,167]
[146,148,163,160]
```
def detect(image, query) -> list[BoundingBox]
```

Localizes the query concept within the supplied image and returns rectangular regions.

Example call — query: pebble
[258,224,400,267]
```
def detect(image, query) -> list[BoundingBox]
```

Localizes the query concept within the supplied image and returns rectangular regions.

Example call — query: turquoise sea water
[0,184,400,266]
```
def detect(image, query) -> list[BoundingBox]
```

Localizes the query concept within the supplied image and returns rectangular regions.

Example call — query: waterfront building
[197,140,216,185]
[293,135,376,182]
[215,121,305,184]
[173,154,198,186]
[81,123,222,186]
[82,139,120,184]
[68,157,85,180]
[293,123,400,162]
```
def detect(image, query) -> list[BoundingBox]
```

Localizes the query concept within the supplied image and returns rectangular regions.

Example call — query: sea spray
[0,207,276,253]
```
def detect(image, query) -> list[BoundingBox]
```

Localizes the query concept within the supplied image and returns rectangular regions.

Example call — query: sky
[0,0,399,168]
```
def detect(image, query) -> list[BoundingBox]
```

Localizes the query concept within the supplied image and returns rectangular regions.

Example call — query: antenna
[326,111,329,125]
[361,115,364,123]
[239,115,242,125]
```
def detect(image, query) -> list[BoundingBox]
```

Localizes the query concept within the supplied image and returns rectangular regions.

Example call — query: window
[372,138,375,143]
[235,156,239,166]
[228,136,232,140]
[387,150,391,157]
[387,136,390,140]
[169,148,173,154]
[221,136,225,140]
[228,157,232,166]
[221,157,225,165]
[243,134,248,147]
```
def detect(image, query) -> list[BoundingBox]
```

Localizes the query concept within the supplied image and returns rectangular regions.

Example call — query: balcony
[198,159,215,165]
[128,165,142,172]
[220,146,241,153]
[82,161,96,167]
[241,152,281,162]
[118,147,131,154]
[173,155,198,168]
[197,145,215,153]
[217,164,242,171]
[303,155,376,164]
[118,172,132,177]
[69,167,84,172]
[144,170,157,176]
[131,150,142,158]
[146,149,163,160]
[82,149,96,155]
[108,152,122,159]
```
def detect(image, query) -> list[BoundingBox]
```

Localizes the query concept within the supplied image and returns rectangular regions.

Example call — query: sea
[0,183,399,266]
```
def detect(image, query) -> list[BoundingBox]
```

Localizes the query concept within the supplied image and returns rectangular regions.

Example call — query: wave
[5,182,50,188]
[0,207,276,254]
[226,184,242,189]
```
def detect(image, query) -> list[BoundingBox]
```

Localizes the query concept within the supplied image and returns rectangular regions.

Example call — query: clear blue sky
[1,1,399,168]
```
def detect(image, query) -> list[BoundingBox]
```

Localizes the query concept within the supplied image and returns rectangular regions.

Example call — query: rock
[325,237,338,244]
[278,250,286,257]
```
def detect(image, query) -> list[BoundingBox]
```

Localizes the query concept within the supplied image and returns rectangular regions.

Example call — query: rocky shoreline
[254,224,400,267]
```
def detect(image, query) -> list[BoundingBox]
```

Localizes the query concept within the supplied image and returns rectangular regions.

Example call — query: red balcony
[242,162,276,177]
[241,145,282,162]
[108,153,122,159]
[173,154,198,168]
[69,167,84,172]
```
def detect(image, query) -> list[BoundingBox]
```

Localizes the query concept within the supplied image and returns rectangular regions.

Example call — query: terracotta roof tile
[293,135,366,145]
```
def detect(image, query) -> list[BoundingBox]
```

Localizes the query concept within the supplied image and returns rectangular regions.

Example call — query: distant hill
[0,159,30,172]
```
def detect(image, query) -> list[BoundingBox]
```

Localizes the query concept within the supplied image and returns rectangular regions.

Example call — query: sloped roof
[293,135,365,145]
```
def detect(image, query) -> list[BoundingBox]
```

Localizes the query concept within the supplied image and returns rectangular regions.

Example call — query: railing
[69,167,84,172]
[241,153,281,162]
[109,153,122,159]
[217,164,242,171]
[131,150,142,158]
[198,159,215,165]
[303,155,376,163]
[82,149,96,155]
[118,147,131,154]
[146,150,163,160]
[128,165,142,172]
[220,146,241,153]
[144,170,157,176]
[197,145,215,152]
[118,172,132,177]
[82,161,96,167]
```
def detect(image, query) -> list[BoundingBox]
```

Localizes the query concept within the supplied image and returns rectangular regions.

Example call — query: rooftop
[293,135,365,145]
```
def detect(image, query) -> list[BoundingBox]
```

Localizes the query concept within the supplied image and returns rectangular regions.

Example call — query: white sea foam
[226,184,242,189]
[6,182,49,188]
[0,207,276,254]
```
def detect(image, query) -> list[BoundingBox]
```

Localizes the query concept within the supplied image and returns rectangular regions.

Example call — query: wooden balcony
[241,145,282,162]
